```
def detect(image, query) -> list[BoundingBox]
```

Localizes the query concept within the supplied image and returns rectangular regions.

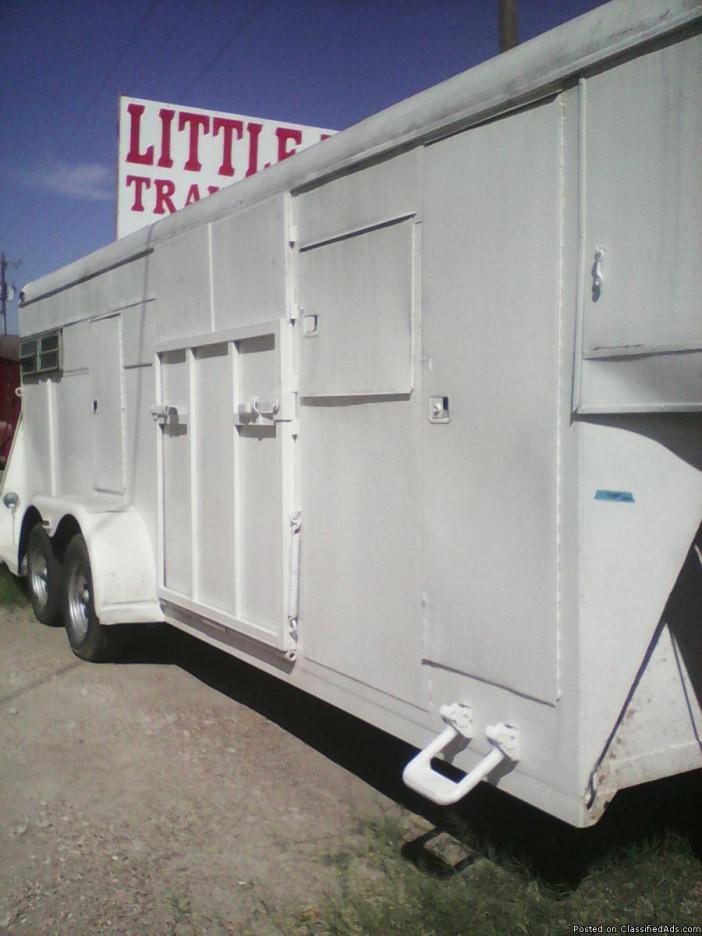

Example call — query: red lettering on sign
[207,185,220,195]
[320,133,332,141]
[126,104,154,165]
[184,183,200,205]
[158,108,176,168]
[276,126,303,162]
[126,174,151,211]
[154,178,176,214]
[245,122,263,177]
[213,117,244,177]
[179,112,210,171]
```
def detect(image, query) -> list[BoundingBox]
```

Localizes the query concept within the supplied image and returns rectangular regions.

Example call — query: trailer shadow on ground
[120,622,702,891]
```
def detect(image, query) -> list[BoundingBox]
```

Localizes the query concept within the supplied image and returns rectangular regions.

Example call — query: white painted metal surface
[421,96,561,704]
[576,30,702,413]
[154,320,297,652]
[90,315,125,494]
[3,0,701,827]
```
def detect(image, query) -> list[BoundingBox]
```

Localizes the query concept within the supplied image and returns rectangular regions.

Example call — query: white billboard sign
[117,96,336,238]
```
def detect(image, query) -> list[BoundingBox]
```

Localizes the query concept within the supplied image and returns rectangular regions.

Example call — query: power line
[31,0,271,278]
[11,0,163,275]
[58,0,161,152]
[124,7,183,98]
[180,0,269,99]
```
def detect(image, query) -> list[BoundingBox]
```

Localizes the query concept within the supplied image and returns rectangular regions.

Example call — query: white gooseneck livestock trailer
[2,0,701,827]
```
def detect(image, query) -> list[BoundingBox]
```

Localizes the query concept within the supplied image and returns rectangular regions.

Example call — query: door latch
[592,245,605,300]
[236,397,280,425]
[429,395,450,423]
[150,403,180,425]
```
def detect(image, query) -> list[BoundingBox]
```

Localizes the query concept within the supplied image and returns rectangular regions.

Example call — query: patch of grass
[278,809,702,936]
[0,564,28,608]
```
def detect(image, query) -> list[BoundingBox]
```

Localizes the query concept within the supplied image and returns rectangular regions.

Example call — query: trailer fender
[31,496,163,625]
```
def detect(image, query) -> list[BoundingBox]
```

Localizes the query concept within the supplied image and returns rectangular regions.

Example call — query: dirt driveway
[0,606,425,934]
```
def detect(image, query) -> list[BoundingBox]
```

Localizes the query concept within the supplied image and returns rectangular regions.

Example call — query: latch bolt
[237,397,280,425]
[150,404,180,425]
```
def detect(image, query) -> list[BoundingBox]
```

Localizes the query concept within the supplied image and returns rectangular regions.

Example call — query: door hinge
[285,510,302,661]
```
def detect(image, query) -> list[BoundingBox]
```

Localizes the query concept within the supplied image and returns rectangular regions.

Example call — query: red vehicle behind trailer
[0,336,20,469]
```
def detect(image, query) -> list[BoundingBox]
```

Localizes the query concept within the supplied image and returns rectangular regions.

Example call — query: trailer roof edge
[21,0,701,307]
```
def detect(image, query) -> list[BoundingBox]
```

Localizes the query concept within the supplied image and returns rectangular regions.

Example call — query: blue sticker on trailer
[594,490,635,503]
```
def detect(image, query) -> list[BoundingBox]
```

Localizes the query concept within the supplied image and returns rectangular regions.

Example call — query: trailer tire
[63,534,126,662]
[26,524,63,626]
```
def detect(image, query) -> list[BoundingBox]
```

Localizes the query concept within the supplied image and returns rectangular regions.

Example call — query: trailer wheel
[26,524,63,626]
[63,534,125,662]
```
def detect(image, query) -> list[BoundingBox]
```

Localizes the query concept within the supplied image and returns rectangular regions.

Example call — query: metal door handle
[150,403,179,425]
[592,245,605,298]
[237,397,280,425]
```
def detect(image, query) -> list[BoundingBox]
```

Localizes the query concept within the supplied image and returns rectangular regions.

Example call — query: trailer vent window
[20,332,62,377]
[19,340,37,377]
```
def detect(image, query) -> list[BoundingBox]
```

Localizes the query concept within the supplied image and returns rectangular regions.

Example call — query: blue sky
[1,0,607,333]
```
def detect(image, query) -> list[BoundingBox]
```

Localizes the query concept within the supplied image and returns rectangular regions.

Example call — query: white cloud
[20,161,113,202]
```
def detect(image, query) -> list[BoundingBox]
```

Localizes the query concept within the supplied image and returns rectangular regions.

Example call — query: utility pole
[0,253,21,336]
[499,0,518,52]
[0,253,7,337]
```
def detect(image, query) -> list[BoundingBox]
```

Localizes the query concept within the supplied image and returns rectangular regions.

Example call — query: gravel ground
[0,606,426,935]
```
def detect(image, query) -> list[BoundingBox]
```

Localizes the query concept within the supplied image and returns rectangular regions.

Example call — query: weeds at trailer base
[274,812,702,936]
[0,564,28,608]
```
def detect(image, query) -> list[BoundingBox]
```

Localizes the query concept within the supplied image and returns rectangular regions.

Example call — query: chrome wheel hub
[29,547,48,608]
[67,568,91,641]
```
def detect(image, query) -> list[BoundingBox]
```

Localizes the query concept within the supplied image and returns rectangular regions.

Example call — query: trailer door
[155,320,297,654]
[421,96,561,704]
[576,32,702,412]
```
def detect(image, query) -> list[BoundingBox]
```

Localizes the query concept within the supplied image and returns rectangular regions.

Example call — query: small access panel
[577,33,702,412]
